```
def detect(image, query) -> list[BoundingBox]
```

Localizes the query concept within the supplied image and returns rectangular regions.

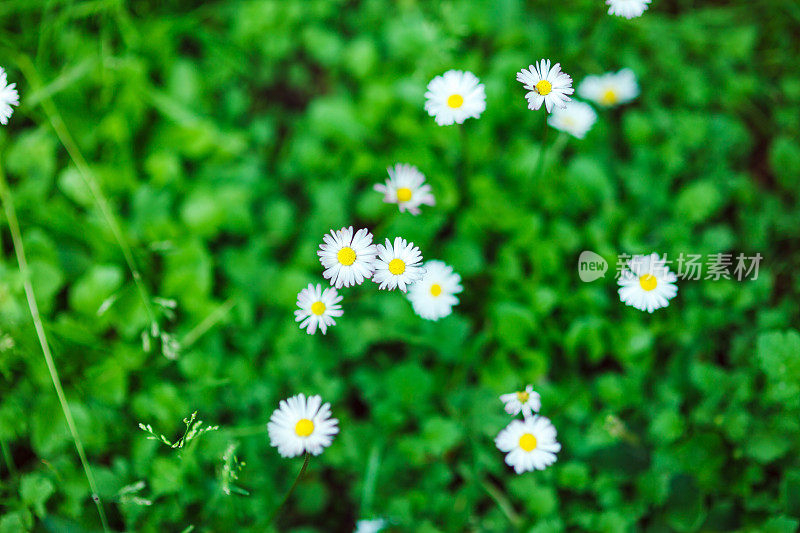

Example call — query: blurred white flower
[407,260,462,321]
[424,70,486,126]
[606,0,651,19]
[578,68,640,107]
[318,226,378,288]
[374,163,435,216]
[495,416,561,474]
[295,283,343,335]
[548,100,597,139]
[354,519,387,533]
[617,253,678,313]
[268,394,339,458]
[0,67,20,126]
[372,237,424,292]
[499,385,541,419]
[517,59,574,113]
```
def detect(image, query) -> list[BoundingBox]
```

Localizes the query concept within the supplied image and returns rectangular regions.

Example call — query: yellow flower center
[639,274,657,291]
[447,94,464,108]
[430,283,442,296]
[337,246,356,266]
[601,89,618,105]
[535,80,552,96]
[517,391,529,402]
[388,258,406,275]
[519,433,537,452]
[294,418,314,437]
[310,301,326,316]
[396,187,413,202]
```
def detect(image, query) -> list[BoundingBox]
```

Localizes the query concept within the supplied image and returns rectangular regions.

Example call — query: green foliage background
[1,0,800,531]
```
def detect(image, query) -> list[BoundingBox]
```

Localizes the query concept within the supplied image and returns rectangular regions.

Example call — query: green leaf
[20,473,55,517]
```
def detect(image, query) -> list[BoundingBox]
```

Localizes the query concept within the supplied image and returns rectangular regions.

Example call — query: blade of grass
[360,443,381,517]
[24,57,95,107]
[1,436,17,478]
[0,158,110,533]
[15,53,157,330]
[180,297,237,349]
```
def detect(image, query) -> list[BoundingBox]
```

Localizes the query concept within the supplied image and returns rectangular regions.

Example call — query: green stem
[1,436,16,478]
[479,476,522,529]
[534,115,551,180]
[15,54,157,329]
[267,453,311,526]
[360,444,381,517]
[457,124,468,209]
[180,297,237,349]
[0,160,110,533]
[457,464,522,530]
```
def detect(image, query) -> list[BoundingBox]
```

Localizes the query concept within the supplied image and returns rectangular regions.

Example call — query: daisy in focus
[295,283,343,335]
[617,253,678,313]
[517,59,574,113]
[548,100,597,139]
[606,0,651,19]
[424,70,486,126]
[374,163,435,216]
[373,237,424,292]
[495,416,561,474]
[0,67,20,126]
[406,260,462,321]
[318,226,378,288]
[268,393,339,458]
[578,68,640,107]
[500,385,541,419]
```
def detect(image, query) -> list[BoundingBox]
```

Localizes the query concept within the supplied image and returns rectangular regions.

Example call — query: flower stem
[457,464,522,530]
[534,115,551,180]
[458,124,468,206]
[267,453,311,525]
[0,159,110,533]
[478,476,522,529]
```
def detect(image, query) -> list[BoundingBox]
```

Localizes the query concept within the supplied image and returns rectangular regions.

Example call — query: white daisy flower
[617,253,678,313]
[354,519,387,533]
[577,68,640,107]
[424,70,486,126]
[267,393,339,458]
[0,67,20,126]
[294,283,343,335]
[318,226,378,288]
[499,385,542,419]
[406,260,462,321]
[516,59,574,113]
[495,416,561,474]
[606,0,651,19]
[374,163,435,216]
[547,100,597,139]
[372,237,424,292]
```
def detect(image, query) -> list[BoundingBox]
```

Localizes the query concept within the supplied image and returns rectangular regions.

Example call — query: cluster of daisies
[295,224,463,334]
[496,385,561,474]
[424,60,639,144]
